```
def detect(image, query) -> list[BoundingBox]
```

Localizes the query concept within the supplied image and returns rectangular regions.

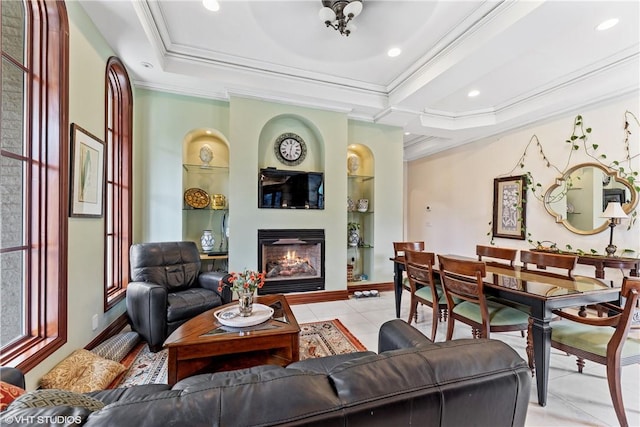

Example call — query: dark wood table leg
[394,262,403,318]
[530,307,552,406]
[167,348,177,387]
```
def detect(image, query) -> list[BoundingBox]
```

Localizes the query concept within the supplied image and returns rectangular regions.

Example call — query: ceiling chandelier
[319,1,363,37]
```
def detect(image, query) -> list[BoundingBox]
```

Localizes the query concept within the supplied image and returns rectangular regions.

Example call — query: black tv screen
[259,168,324,209]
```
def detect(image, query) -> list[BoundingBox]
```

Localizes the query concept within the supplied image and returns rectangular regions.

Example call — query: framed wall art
[492,175,527,240]
[70,123,105,217]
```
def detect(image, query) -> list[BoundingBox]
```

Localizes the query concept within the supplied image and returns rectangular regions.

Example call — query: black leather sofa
[126,241,232,351]
[1,319,530,426]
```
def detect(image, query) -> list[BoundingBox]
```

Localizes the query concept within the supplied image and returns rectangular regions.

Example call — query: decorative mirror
[544,162,638,235]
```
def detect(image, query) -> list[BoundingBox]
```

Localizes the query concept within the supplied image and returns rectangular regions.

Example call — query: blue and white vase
[201,230,215,252]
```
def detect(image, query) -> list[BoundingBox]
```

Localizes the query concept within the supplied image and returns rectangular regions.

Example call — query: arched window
[0,0,69,370]
[104,57,133,309]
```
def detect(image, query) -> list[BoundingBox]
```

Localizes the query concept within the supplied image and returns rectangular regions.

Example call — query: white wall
[407,97,640,285]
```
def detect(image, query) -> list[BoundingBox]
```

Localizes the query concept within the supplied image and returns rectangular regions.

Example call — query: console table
[200,252,228,272]
[576,254,639,279]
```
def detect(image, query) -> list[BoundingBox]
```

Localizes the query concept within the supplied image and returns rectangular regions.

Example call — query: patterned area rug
[298,319,366,359]
[110,319,366,388]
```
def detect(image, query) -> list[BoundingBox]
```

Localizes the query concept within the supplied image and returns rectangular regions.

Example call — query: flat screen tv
[259,168,324,209]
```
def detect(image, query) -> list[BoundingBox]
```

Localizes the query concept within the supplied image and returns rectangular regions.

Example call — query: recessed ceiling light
[387,47,402,58]
[404,132,411,136]
[596,18,619,31]
[202,0,220,12]
[467,89,480,98]
[141,62,153,69]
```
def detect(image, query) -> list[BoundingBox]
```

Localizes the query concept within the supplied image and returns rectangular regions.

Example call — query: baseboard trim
[283,290,349,305]
[85,314,129,350]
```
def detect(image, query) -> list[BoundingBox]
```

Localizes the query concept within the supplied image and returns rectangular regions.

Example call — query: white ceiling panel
[78,0,640,161]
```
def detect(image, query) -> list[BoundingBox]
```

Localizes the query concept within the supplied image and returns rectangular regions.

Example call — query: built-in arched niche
[347,144,373,177]
[181,128,231,254]
[257,115,324,172]
[347,143,375,283]
[182,128,230,168]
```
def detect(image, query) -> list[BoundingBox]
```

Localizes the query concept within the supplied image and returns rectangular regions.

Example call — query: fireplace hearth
[258,229,325,294]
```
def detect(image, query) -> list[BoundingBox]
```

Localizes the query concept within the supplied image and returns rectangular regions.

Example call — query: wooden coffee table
[164,294,300,386]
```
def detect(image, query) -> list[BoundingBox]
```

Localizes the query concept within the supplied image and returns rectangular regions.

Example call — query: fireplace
[257,229,325,294]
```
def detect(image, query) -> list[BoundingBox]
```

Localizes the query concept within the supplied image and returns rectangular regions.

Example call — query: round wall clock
[274,133,307,166]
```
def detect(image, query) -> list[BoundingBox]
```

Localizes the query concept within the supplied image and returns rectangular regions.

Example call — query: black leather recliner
[126,241,232,352]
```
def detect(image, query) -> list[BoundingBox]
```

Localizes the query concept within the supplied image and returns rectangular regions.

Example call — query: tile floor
[290,291,640,427]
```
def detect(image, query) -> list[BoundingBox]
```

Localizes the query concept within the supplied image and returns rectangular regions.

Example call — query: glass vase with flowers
[218,269,265,316]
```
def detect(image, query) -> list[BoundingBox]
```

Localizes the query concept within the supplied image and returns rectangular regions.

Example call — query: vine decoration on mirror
[488,111,639,254]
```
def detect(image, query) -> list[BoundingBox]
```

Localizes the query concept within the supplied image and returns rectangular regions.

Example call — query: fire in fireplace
[258,229,325,294]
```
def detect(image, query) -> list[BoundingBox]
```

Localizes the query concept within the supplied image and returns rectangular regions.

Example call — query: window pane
[1,58,26,156]
[1,0,25,64]
[0,155,25,248]
[0,250,25,347]
[106,236,113,290]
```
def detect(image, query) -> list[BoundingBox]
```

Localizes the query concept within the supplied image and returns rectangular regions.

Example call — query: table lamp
[601,201,628,257]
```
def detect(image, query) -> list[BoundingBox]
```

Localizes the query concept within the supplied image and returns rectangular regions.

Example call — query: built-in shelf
[182,135,230,255]
[182,164,229,174]
[347,147,374,283]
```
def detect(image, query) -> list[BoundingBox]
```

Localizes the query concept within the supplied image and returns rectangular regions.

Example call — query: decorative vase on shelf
[238,290,254,317]
[201,230,215,252]
[348,224,360,247]
[357,199,369,212]
[347,197,356,212]
[199,144,213,167]
[347,153,360,174]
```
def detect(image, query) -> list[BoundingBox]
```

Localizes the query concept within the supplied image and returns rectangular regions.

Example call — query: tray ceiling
[78,0,640,160]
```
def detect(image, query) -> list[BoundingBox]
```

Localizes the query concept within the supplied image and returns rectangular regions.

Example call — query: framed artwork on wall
[70,123,105,218]
[492,175,527,240]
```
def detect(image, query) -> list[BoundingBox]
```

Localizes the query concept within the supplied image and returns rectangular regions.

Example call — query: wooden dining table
[391,255,620,407]
[482,263,619,406]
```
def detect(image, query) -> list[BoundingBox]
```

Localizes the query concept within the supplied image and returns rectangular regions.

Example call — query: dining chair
[476,245,518,267]
[437,255,533,368]
[477,245,527,336]
[393,241,425,259]
[520,250,577,277]
[393,241,425,291]
[550,276,640,427]
[404,250,445,341]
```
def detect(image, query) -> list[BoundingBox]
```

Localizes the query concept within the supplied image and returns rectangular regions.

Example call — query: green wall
[133,90,230,242]
[134,94,404,290]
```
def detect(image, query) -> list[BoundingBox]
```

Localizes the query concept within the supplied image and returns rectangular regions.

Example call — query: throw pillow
[8,389,104,412]
[0,381,25,411]
[91,331,140,362]
[40,349,126,393]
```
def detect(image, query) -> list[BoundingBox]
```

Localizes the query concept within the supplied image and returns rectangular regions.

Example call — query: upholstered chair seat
[552,322,640,358]
[165,288,221,323]
[452,299,531,327]
[414,284,447,305]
